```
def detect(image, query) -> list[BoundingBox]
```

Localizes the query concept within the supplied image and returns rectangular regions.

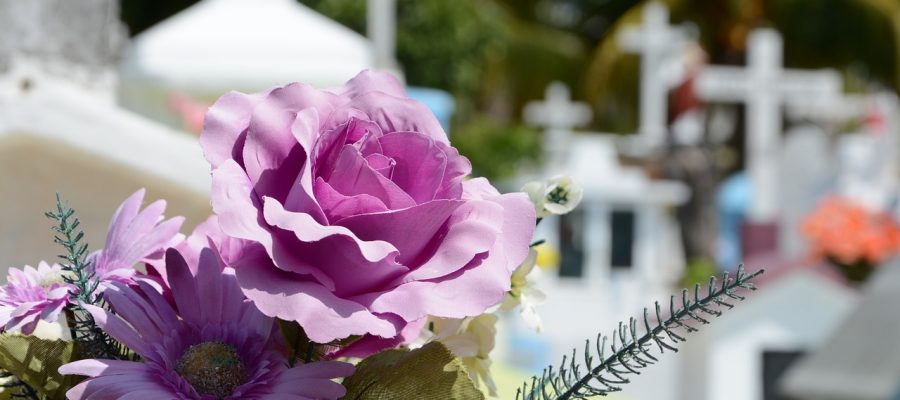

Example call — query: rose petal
[234,249,396,343]
[336,200,463,268]
[333,69,407,99]
[201,90,267,169]
[314,178,389,222]
[282,108,328,222]
[403,199,503,282]
[328,316,426,359]
[243,85,330,202]
[378,132,448,204]
[211,160,272,249]
[337,91,448,145]
[364,193,535,320]
[326,145,416,210]
[262,198,406,296]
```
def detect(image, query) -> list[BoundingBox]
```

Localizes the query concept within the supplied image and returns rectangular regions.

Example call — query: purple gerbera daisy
[0,261,73,334]
[90,189,184,286]
[60,248,354,399]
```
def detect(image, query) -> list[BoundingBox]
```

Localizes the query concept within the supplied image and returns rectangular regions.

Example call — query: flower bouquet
[0,71,762,400]
[801,196,900,283]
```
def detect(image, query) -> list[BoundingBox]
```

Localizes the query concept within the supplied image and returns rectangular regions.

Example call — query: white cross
[524,82,592,167]
[695,28,842,222]
[618,1,696,150]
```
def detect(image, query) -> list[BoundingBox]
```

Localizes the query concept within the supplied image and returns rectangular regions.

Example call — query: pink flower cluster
[0,71,537,399]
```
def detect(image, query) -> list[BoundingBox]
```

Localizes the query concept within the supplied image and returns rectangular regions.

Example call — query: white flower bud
[522,175,583,218]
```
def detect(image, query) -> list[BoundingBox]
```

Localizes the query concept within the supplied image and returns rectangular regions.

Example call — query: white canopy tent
[118,0,376,126]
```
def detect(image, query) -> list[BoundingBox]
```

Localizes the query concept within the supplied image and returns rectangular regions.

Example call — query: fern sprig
[45,194,98,304]
[45,195,129,360]
[517,265,765,400]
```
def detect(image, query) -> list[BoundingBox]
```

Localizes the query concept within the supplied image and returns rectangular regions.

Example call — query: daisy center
[176,341,246,399]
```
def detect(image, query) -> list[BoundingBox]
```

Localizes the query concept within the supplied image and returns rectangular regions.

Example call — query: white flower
[429,314,499,396]
[523,175,583,218]
[500,249,546,332]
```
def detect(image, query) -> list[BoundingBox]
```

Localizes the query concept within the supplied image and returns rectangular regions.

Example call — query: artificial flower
[144,215,247,288]
[430,314,499,396]
[500,249,546,332]
[200,70,535,351]
[0,262,73,335]
[801,196,900,266]
[59,248,354,399]
[523,175,583,218]
[89,189,184,286]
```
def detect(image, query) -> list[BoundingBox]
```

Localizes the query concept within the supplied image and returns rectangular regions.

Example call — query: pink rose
[200,71,535,350]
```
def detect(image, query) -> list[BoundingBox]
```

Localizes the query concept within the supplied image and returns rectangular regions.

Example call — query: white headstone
[695,270,858,400]
[618,1,696,150]
[779,125,831,257]
[523,82,592,168]
[695,28,843,222]
[835,133,896,211]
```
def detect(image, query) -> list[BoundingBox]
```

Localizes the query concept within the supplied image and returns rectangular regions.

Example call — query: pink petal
[333,69,407,99]
[195,248,225,325]
[234,251,396,343]
[164,249,201,324]
[377,132,448,204]
[337,91,448,145]
[263,198,394,260]
[336,200,463,267]
[82,304,155,361]
[201,90,267,169]
[102,189,145,251]
[325,145,416,210]
[328,317,425,359]
[266,363,353,399]
[462,177,501,200]
[402,199,503,282]
[313,178,389,222]
[433,141,471,201]
[282,108,328,223]
[211,160,272,248]
[59,359,148,378]
[365,193,535,320]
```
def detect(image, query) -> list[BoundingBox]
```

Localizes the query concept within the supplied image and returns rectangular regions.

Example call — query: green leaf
[0,333,79,400]
[341,341,485,400]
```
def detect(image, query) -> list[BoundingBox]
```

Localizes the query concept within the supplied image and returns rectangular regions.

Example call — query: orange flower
[800,197,900,267]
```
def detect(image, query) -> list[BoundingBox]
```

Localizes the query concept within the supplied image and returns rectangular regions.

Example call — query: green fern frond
[45,194,130,360]
[517,265,765,400]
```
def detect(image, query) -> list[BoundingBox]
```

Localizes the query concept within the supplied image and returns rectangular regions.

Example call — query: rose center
[175,341,246,399]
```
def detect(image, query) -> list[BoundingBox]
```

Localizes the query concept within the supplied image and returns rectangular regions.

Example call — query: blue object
[406,87,455,133]
[716,172,750,271]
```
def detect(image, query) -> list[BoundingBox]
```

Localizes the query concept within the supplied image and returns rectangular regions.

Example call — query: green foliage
[341,341,484,400]
[680,258,719,288]
[299,0,505,100]
[0,334,77,400]
[453,115,542,180]
[45,196,128,361]
[517,265,764,400]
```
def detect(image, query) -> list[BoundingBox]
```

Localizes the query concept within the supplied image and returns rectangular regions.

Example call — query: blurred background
[2,0,900,399]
